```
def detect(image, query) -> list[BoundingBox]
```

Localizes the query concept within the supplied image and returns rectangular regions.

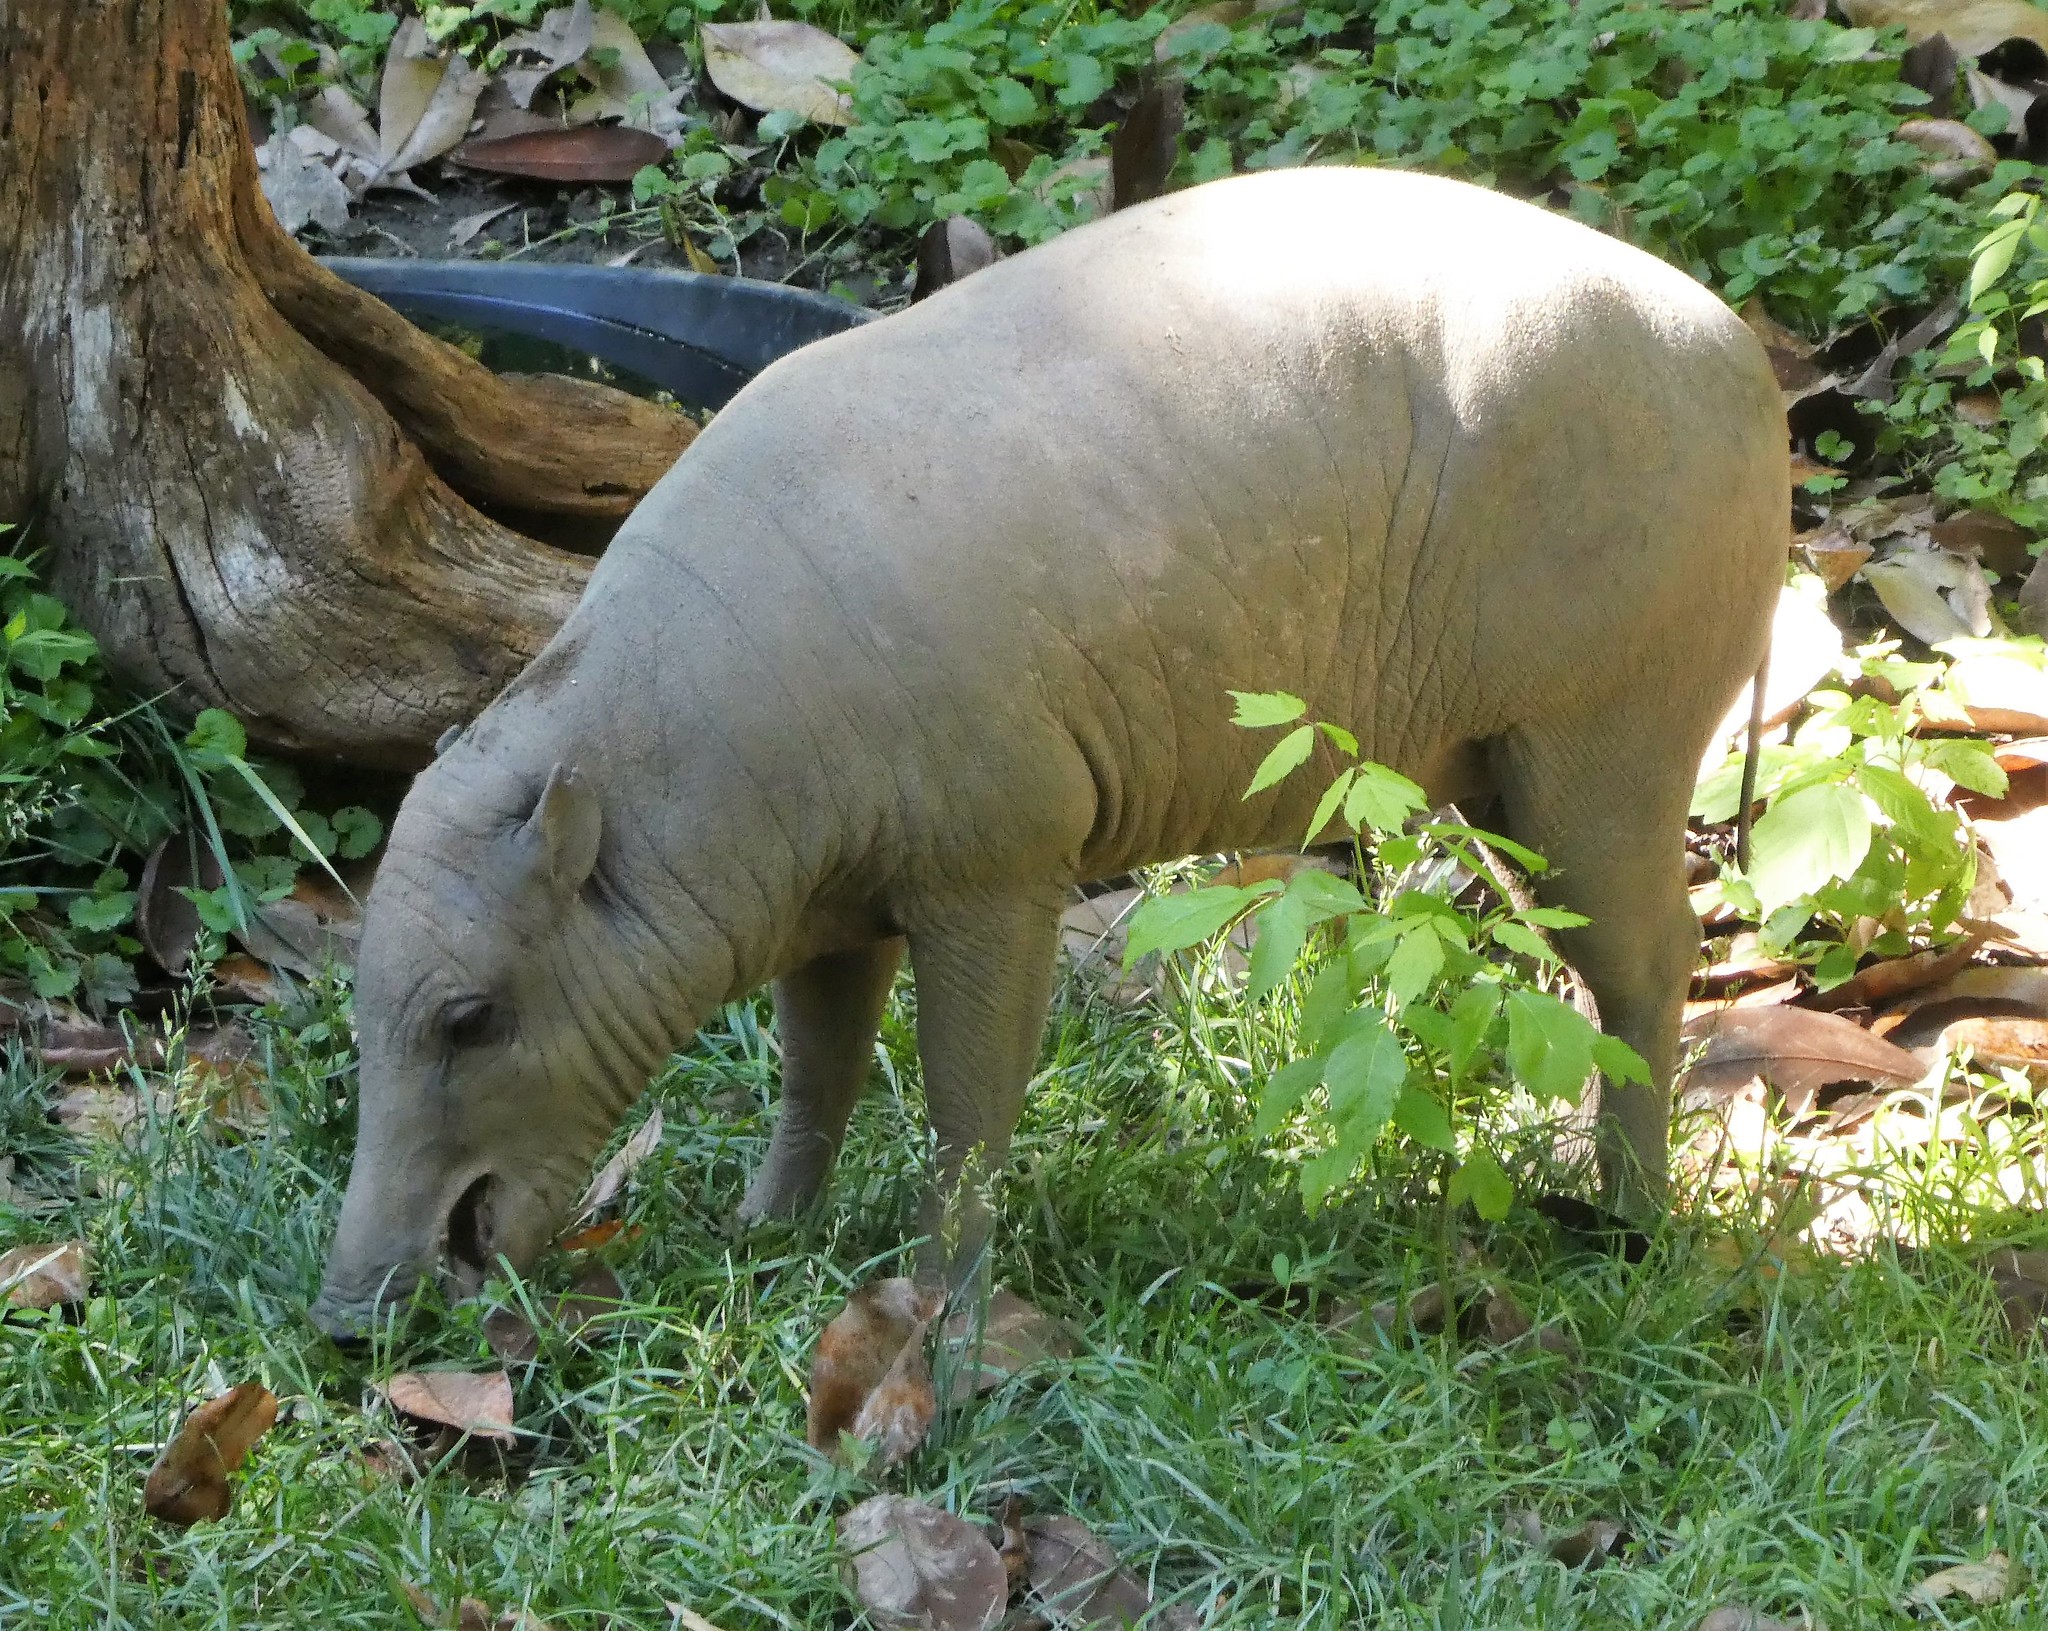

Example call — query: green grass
[6,968,2048,1629]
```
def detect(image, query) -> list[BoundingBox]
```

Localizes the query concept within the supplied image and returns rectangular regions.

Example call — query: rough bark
[0,0,695,766]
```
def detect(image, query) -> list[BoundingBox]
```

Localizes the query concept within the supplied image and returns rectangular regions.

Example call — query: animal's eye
[441,998,501,1050]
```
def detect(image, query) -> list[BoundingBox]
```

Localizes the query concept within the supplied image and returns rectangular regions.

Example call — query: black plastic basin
[320,258,875,412]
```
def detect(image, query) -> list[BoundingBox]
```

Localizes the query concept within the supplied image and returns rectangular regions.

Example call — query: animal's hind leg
[1489,713,1704,1215]
[739,937,906,1223]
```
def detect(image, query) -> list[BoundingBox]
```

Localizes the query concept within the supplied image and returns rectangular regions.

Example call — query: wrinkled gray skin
[311,168,1783,1335]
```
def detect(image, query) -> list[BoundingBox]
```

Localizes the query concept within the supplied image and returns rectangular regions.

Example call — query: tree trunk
[0,0,695,767]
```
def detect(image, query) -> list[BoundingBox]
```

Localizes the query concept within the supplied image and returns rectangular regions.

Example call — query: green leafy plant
[0,528,382,1011]
[1693,582,2005,987]
[1124,689,1648,1223]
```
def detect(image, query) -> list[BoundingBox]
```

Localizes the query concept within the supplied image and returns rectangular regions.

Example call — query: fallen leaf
[136,835,222,974]
[558,1217,633,1251]
[210,954,287,1006]
[2023,550,2048,636]
[1679,1006,1926,1116]
[1938,1013,2048,1078]
[379,1370,516,1444]
[0,1157,59,1216]
[1895,116,1997,180]
[378,26,488,182]
[1110,76,1185,210]
[451,125,670,182]
[256,131,354,236]
[1025,1514,1198,1629]
[304,83,382,164]
[1695,1609,1801,1631]
[575,8,686,133]
[484,1306,542,1364]
[1909,962,2048,1015]
[50,1081,151,1143]
[1905,1551,2020,1607]
[1930,507,2036,576]
[1976,803,2048,924]
[571,1105,663,1223]
[0,1239,88,1309]
[700,19,858,126]
[1944,646,2048,733]
[502,0,597,106]
[403,1582,444,1624]
[1696,932,1800,992]
[458,1600,493,1631]
[807,1276,942,1453]
[995,1496,1031,1589]
[451,203,520,249]
[838,1495,1007,1631]
[1369,1281,1450,1335]
[359,1438,416,1485]
[1805,934,1982,1010]
[850,1313,937,1470]
[940,1286,1080,1398]
[1795,524,1874,593]
[912,216,1000,301]
[1839,0,2048,54]
[1548,1517,1628,1570]
[236,868,366,976]
[1862,547,1994,643]
[142,1382,279,1525]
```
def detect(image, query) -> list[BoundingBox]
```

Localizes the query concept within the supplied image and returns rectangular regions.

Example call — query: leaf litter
[0,1239,88,1310]
[378,1370,517,1445]
[838,1495,1006,1631]
[142,1382,279,1525]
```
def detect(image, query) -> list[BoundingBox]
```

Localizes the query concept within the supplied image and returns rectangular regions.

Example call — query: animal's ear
[519,763,602,895]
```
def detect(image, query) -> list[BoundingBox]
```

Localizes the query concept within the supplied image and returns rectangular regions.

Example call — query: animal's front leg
[739,938,905,1223]
[903,886,1065,1292]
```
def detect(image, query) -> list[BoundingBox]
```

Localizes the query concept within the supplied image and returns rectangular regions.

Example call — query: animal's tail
[1733,629,1773,873]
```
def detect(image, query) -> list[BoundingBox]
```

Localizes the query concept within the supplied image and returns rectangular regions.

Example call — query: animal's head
[310,758,668,1339]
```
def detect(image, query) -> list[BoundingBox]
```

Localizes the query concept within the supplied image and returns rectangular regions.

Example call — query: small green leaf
[1490,920,1558,963]
[1385,927,1446,1005]
[1323,1012,1406,1132]
[1919,738,2009,798]
[1300,1145,1356,1213]
[1316,721,1360,757]
[1447,1149,1514,1221]
[1123,884,1261,964]
[1287,867,1367,922]
[1246,726,1316,797]
[331,807,383,861]
[1392,1083,1456,1151]
[1343,763,1428,835]
[184,708,248,763]
[1254,1056,1324,1138]
[66,890,136,934]
[1447,982,1502,1081]
[1228,690,1307,728]
[1590,1033,1651,1087]
[1518,907,1590,930]
[1300,961,1356,1054]
[1505,988,1597,1104]
[1247,893,1312,1001]
[1746,780,1873,915]
[1304,767,1355,845]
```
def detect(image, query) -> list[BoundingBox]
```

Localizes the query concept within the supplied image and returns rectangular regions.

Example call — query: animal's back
[597,167,1783,877]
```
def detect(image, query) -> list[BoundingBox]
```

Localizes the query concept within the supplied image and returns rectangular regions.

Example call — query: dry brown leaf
[1985,1246,2048,1338]
[1796,524,1874,593]
[1805,934,1982,1011]
[700,20,858,126]
[838,1495,1007,1631]
[136,835,221,974]
[1930,507,2037,576]
[379,1369,516,1444]
[571,1105,663,1223]
[940,1286,1081,1398]
[1548,1517,1629,1570]
[210,954,288,1007]
[403,1581,445,1623]
[50,1080,152,1143]
[1839,0,2048,53]
[0,1238,88,1309]
[807,1276,943,1453]
[1895,116,1997,180]
[452,125,669,182]
[458,1601,493,1631]
[142,1382,279,1525]
[1370,1281,1450,1336]
[375,21,488,183]
[1910,962,2048,1014]
[1680,1006,1927,1116]
[575,8,684,133]
[305,83,382,163]
[849,1314,937,1470]
[1025,1513,1199,1628]
[1905,1551,2020,1607]
[1945,646,2048,733]
[1695,1610,1801,1631]
[503,0,597,86]
[1939,1013,2048,1077]
[995,1495,1031,1590]
[1696,932,1800,992]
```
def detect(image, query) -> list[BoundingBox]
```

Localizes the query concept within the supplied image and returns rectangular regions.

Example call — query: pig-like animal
[311,167,1783,1333]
